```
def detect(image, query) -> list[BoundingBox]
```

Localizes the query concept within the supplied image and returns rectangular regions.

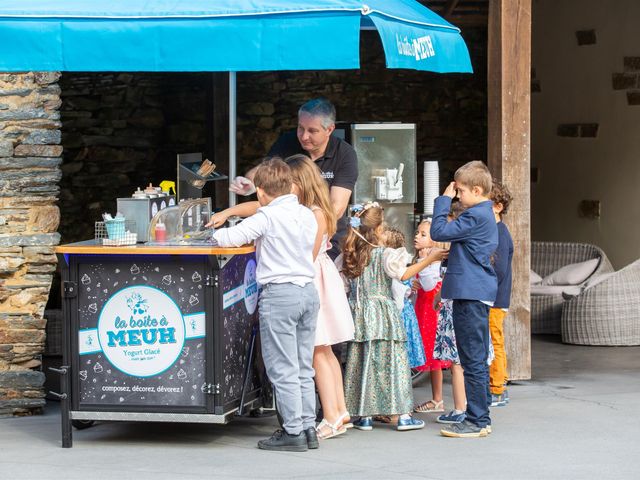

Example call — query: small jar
[155,221,167,242]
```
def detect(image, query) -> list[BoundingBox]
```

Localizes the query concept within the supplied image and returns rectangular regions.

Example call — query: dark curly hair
[490,179,513,216]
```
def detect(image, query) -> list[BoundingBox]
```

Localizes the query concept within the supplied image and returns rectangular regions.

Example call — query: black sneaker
[257,429,308,452]
[305,427,319,449]
[440,420,488,438]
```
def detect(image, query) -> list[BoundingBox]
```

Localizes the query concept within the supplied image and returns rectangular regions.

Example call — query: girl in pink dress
[287,155,354,440]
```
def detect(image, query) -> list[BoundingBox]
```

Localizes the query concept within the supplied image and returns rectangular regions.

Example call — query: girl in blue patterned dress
[384,227,426,369]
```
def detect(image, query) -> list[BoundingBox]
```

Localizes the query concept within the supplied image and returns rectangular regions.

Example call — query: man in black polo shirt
[230,98,358,259]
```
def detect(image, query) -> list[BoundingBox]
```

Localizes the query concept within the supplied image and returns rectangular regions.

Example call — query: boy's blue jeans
[452,299,491,428]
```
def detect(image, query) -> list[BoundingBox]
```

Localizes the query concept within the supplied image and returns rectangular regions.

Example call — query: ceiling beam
[444,0,461,17]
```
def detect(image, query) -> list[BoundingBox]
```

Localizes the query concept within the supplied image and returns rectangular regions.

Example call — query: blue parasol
[0,0,472,73]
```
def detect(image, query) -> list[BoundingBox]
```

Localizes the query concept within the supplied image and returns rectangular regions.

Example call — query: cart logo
[244,259,258,315]
[396,33,435,61]
[97,286,185,377]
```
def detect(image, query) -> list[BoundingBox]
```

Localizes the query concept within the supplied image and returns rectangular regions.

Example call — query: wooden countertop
[55,240,254,256]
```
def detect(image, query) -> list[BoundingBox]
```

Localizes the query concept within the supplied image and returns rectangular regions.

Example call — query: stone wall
[0,72,62,416]
[59,72,209,243]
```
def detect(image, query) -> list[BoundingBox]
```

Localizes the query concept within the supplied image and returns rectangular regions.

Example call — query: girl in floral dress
[340,203,447,431]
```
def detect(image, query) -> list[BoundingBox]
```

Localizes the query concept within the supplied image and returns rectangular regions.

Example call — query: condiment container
[155,221,167,242]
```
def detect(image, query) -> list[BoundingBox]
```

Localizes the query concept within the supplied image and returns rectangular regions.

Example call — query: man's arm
[212,211,268,247]
[330,186,352,218]
[329,144,358,217]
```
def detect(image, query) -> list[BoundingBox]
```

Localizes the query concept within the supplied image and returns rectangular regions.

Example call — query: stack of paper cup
[423,161,440,215]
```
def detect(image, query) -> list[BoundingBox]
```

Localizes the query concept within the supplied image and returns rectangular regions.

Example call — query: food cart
[54,242,261,447]
[1,0,472,448]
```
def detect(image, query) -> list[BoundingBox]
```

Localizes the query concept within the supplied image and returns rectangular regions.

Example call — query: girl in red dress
[413,219,452,413]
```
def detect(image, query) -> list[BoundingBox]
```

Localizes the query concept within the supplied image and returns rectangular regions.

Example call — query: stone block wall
[59,72,209,242]
[0,72,62,416]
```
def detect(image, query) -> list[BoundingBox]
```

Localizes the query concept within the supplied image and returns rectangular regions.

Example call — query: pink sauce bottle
[155,221,167,242]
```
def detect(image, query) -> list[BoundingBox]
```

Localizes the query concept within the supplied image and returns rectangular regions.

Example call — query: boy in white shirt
[210,158,320,452]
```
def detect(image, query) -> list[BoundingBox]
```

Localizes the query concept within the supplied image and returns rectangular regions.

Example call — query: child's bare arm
[206,201,260,228]
[400,248,448,281]
[433,290,442,310]
[312,209,327,261]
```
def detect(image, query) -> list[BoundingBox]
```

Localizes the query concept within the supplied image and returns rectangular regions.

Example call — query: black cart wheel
[71,420,95,430]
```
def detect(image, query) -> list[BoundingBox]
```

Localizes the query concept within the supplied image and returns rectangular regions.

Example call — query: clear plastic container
[147,198,212,244]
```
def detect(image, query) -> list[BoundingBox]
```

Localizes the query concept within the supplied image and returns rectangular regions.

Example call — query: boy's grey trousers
[259,282,319,435]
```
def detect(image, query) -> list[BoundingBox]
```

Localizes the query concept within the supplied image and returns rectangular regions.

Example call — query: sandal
[414,399,445,413]
[338,411,353,429]
[373,415,393,424]
[316,418,347,440]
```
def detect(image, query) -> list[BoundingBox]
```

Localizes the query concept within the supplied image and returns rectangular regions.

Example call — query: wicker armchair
[531,242,614,334]
[561,259,640,346]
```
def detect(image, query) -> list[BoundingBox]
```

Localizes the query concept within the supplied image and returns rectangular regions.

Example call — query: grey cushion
[530,269,543,285]
[582,272,616,291]
[541,258,599,286]
[531,284,582,296]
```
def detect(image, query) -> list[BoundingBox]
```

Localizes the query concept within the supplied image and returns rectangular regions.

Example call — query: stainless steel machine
[335,123,417,251]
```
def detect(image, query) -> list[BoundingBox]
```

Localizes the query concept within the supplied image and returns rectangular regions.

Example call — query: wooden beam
[444,0,461,17]
[487,0,532,380]
[444,14,488,28]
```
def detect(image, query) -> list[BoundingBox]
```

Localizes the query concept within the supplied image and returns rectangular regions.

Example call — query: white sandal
[316,418,347,440]
[338,411,353,429]
[414,399,445,413]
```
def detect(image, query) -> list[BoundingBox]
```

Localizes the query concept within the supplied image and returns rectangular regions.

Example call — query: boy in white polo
[209,158,319,452]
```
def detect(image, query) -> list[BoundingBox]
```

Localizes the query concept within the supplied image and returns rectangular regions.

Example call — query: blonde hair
[454,160,492,195]
[253,157,292,197]
[341,205,384,279]
[285,154,337,238]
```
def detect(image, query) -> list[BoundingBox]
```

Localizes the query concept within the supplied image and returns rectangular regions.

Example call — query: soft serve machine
[335,123,418,249]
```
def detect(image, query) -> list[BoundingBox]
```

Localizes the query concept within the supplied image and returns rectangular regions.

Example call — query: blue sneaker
[397,416,425,431]
[503,389,510,404]
[353,417,373,431]
[491,393,507,407]
[437,410,466,424]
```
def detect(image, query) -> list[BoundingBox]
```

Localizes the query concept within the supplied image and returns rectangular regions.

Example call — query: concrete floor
[1,335,639,480]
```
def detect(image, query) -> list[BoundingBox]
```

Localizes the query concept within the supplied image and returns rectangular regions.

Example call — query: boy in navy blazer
[430,161,498,438]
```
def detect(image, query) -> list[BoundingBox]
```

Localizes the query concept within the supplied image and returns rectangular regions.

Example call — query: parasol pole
[229,71,237,208]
